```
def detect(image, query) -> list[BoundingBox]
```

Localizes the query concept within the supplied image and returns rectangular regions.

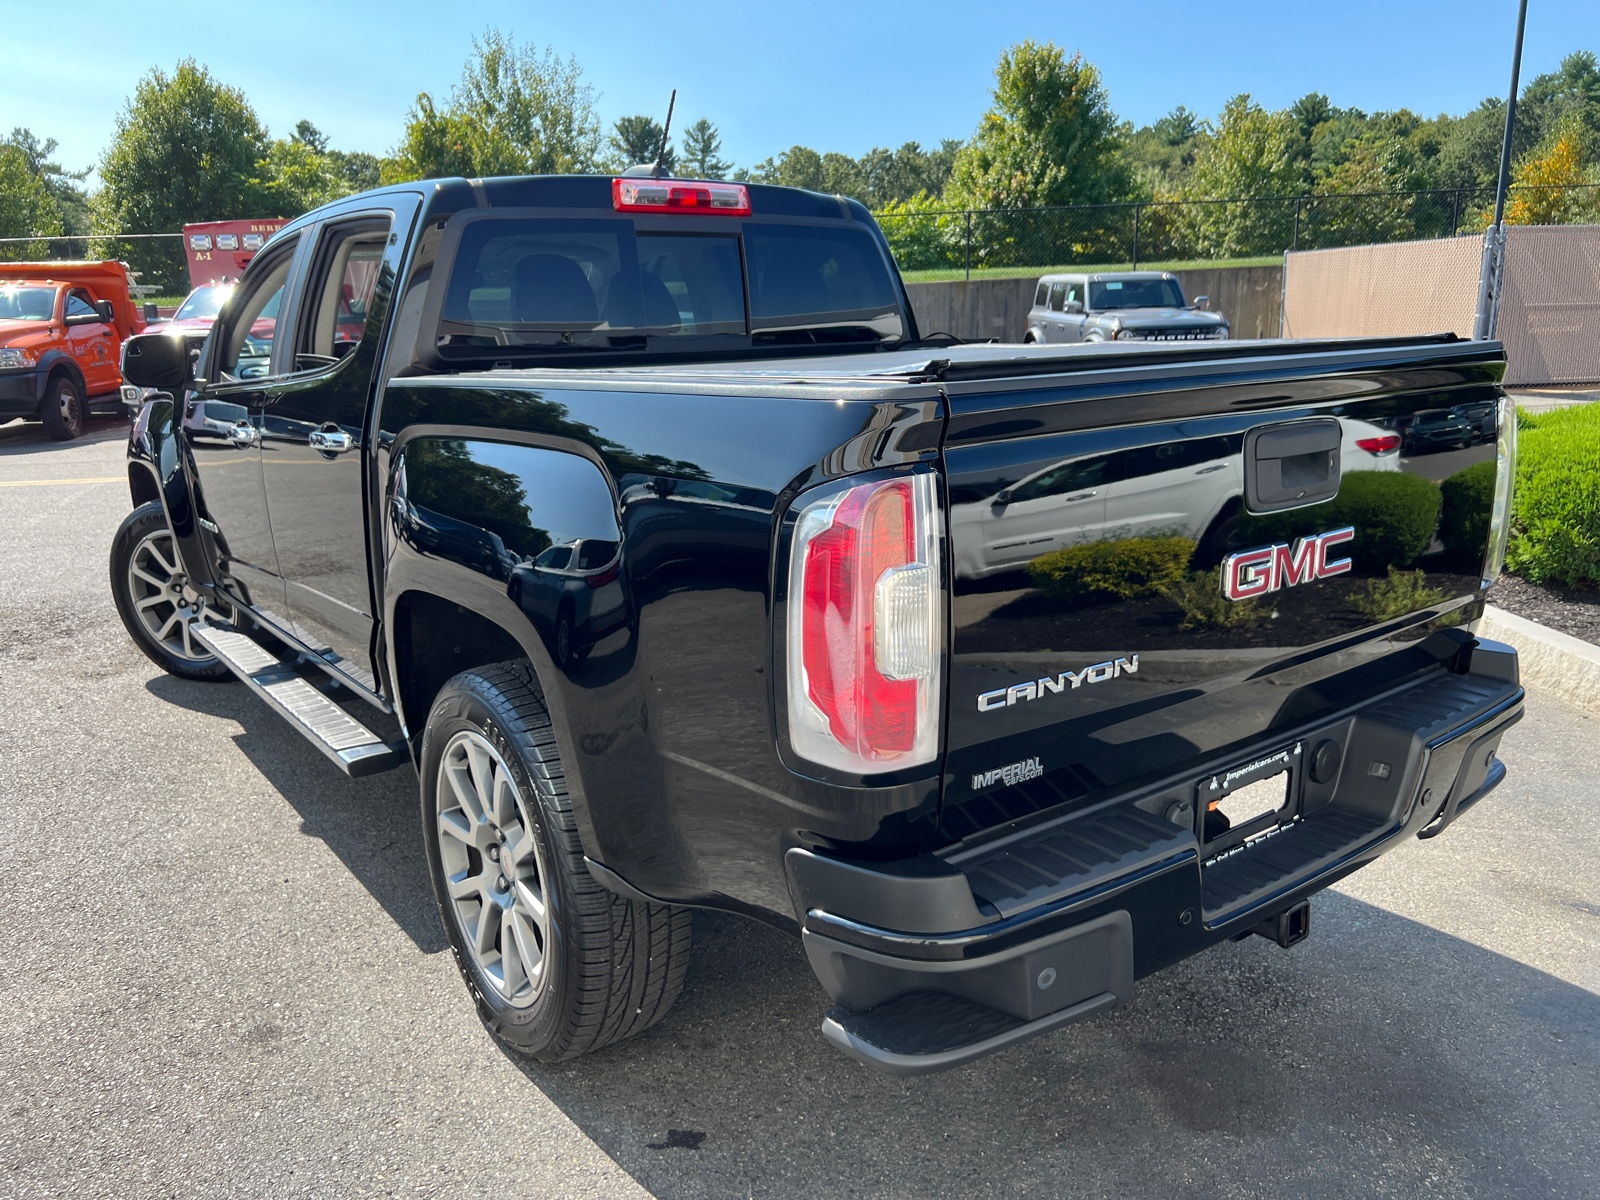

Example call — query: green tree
[1122,106,1204,192]
[254,138,347,215]
[3,129,91,235]
[385,28,602,182]
[855,140,962,206]
[944,41,1134,211]
[94,59,270,291]
[0,144,63,259]
[609,115,675,172]
[1178,95,1305,256]
[678,118,730,179]
[291,119,329,153]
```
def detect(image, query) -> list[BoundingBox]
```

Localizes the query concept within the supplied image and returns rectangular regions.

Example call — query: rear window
[744,225,898,323]
[429,212,903,362]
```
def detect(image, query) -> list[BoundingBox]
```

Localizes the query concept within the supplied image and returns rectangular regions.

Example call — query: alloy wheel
[436,730,553,1008]
[126,529,228,661]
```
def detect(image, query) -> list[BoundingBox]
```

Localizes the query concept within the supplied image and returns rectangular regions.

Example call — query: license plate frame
[1198,742,1303,851]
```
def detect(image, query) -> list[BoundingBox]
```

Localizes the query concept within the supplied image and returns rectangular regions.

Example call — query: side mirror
[143,301,160,321]
[1192,295,1209,309]
[993,489,1012,506]
[96,299,115,322]
[1064,300,1084,314]
[122,331,195,389]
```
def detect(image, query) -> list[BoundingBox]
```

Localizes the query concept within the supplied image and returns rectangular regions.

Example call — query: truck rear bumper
[791,640,1524,1075]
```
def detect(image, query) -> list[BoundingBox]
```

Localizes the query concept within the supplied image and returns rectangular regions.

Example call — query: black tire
[421,660,691,1061]
[40,374,85,441]
[109,502,235,682]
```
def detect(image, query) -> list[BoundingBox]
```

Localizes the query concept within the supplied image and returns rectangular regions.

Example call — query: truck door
[949,445,1110,579]
[1060,280,1087,342]
[64,290,117,394]
[258,201,417,686]
[188,234,304,614]
[1043,283,1067,343]
[1099,435,1240,545]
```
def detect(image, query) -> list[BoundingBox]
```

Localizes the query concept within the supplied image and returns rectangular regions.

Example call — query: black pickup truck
[111,173,1523,1076]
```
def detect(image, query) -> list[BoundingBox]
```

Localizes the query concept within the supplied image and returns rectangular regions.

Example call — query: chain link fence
[877,184,1600,280]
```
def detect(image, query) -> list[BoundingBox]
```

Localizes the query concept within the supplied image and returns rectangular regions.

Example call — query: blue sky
[3,1,1596,180]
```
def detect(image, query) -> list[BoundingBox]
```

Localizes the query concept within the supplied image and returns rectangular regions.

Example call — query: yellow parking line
[0,476,124,487]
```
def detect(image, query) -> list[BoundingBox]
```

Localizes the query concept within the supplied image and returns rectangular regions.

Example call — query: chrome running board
[191,621,407,777]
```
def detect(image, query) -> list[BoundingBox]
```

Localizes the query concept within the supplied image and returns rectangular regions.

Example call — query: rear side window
[745,225,897,322]
[1048,283,1066,313]
[1034,282,1048,306]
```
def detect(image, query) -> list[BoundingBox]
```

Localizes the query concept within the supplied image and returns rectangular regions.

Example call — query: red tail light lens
[612,178,752,215]
[786,474,942,774]
[1355,435,1402,455]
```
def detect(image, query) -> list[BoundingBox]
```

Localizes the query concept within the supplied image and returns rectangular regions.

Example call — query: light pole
[1473,0,1530,341]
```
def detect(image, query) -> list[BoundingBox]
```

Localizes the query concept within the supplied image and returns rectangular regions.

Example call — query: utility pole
[1473,0,1528,341]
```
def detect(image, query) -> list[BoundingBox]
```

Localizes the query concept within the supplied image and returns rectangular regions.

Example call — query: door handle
[227,421,259,447]
[1064,490,1098,501]
[309,428,355,455]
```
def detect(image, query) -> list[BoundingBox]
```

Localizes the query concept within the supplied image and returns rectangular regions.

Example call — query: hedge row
[1506,403,1600,588]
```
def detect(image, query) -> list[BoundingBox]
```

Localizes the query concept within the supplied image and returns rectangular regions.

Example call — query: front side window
[66,292,99,319]
[298,220,389,369]
[1047,283,1066,313]
[218,243,296,381]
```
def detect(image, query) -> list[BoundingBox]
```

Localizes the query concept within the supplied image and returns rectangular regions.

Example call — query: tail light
[1484,395,1518,584]
[1355,435,1402,455]
[612,178,751,215]
[786,473,942,775]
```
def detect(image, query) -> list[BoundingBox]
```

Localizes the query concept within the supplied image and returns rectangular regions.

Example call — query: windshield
[0,286,56,322]
[174,285,234,322]
[434,214,903,362]
[1089,278,1186,310]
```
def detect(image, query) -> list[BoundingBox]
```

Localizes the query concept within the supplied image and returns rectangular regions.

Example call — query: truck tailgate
[938,338,1506,844]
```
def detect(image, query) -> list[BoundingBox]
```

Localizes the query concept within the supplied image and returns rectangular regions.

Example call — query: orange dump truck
[0,260,149,440]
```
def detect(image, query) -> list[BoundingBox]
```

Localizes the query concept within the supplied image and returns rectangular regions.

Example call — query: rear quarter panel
[375,376,944,921]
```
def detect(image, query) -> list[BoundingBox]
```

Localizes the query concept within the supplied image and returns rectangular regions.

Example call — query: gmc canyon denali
[111,174,1523,1075]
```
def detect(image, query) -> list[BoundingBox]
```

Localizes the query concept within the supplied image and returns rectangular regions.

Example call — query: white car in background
[952,418,1402,580]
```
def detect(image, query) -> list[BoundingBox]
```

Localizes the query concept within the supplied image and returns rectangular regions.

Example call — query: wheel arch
[388,578,602,851]
[36,351,87,409]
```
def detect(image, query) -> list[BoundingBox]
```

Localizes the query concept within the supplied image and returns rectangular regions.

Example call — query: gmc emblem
[1222,526,1353,601]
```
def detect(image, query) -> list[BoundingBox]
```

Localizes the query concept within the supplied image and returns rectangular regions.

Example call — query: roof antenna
[651,90,677,178]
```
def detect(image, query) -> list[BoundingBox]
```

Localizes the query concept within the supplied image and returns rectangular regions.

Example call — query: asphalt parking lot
[2,414,1598,1200]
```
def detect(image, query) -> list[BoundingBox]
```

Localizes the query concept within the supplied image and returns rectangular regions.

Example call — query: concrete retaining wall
[904,264,1285,344]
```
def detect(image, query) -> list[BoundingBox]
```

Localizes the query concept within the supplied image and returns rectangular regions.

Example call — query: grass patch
[900,256,1283,283]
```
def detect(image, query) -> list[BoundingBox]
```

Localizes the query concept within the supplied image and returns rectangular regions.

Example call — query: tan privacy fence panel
[1497,225,1600,386]
[1282,236,1482,340]
[1284,226,1600,385]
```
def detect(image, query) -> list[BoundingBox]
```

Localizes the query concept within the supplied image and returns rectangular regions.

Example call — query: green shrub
[1439,459,1496,562]
[1028,535,1195,603]
[1506,402,1600,588]
[1237,471,1441,572]
[1161,568,1263,630]
[1349,566,1450,621]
